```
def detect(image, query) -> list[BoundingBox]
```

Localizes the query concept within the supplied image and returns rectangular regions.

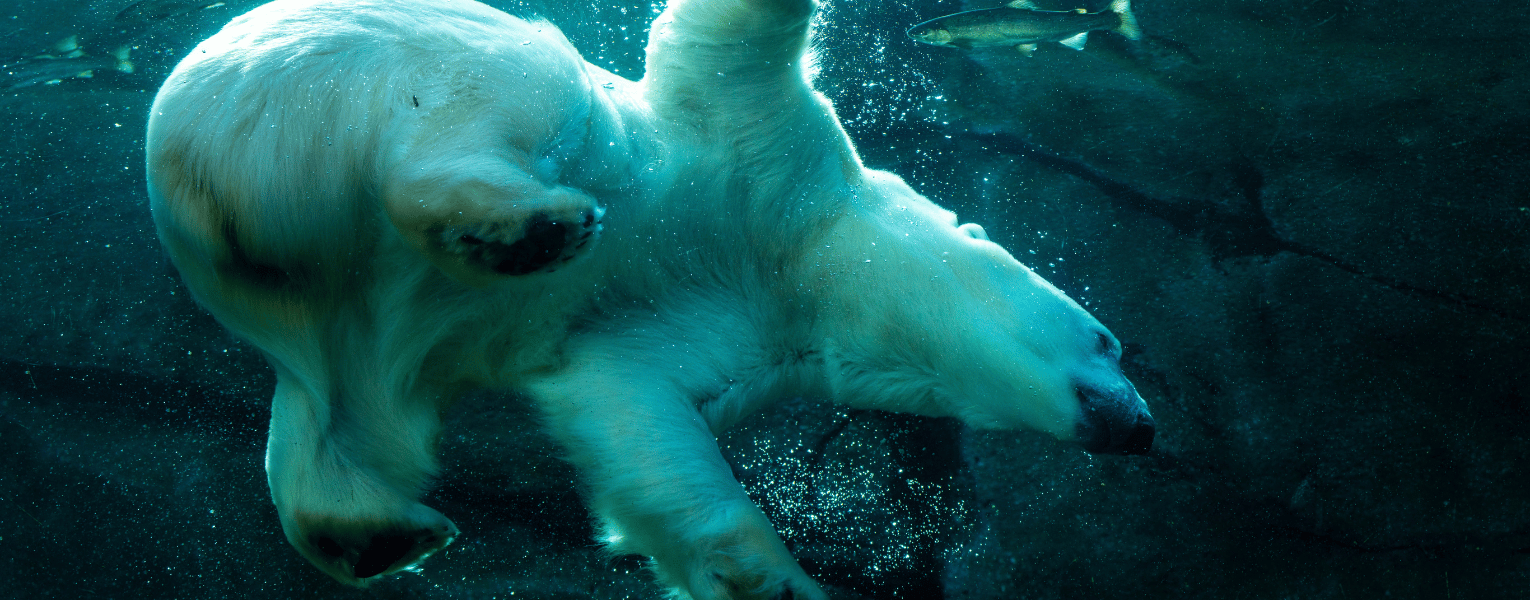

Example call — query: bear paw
[441,206,604,275]
[682,548,827,600]
[702,570,824,600]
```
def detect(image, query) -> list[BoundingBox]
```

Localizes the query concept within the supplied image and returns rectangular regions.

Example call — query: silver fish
[115,1,228,24]
[908,0,1141,56]
[2,37,133,89]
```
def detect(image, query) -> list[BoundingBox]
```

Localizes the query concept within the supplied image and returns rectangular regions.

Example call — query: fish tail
[111,44,134,74]
[1110,0,1142,40]
[1059,32,1089,51]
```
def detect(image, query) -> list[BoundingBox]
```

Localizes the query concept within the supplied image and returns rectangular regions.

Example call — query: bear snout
[1074,380,1155,456]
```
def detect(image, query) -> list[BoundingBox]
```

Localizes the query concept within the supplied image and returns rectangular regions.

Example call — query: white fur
[147,0,1146,598]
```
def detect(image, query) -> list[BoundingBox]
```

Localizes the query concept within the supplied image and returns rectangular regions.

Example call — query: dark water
[1,0,1527,598]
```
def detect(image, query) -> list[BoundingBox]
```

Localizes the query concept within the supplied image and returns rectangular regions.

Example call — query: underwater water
[1,0,1528,598]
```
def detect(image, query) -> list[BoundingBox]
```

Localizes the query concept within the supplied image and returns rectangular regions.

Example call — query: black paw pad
[449,206,603,276]
[352,534,416,578]
[465,214,569,275]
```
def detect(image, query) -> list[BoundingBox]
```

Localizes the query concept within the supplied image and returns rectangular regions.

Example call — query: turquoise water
[1,1,1526,598]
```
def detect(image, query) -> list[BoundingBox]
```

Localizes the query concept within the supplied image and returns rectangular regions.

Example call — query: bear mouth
[1074,381,1155,455]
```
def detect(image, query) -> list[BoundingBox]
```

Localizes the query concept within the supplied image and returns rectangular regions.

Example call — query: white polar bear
[146,0,1154,598]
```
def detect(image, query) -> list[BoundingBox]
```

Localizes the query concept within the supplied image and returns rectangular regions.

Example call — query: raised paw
[443,206,604,275]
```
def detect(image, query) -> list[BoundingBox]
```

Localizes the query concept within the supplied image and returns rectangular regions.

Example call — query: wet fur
[147,0,1142,598]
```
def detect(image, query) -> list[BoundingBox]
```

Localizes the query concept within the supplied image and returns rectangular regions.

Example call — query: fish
[908,0,1141,56]
[31,35,85,60]
[2,36,133,89]
[115,0,227,24]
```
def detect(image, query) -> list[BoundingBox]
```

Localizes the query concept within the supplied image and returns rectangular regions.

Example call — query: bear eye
[1095,331,1118,357]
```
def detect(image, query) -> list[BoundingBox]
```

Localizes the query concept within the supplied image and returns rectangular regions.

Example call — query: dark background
[1,0,1526,598]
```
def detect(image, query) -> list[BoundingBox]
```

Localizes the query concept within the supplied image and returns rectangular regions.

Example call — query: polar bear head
[811,170,1153,454]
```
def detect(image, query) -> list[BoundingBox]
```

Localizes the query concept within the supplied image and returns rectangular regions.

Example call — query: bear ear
[384,161,606,286]
[958,222,989,241]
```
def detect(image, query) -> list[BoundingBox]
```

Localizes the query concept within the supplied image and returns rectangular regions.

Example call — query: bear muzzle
[1074,378,1155,455]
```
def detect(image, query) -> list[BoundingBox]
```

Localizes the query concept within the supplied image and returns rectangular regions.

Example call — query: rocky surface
[2,0,1527,598]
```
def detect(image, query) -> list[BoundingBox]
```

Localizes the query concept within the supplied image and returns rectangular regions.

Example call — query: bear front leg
[529,364,827,600]
[648,0,816,84]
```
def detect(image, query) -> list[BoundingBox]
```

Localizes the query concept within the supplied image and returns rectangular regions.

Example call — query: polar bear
[146,0,1154,598]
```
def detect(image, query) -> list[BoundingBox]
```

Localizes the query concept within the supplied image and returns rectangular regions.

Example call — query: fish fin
[111,45,134,73]
[1110,0,1143,40]
[1016,43,1037,56]
[1059,32,1089,51]
[52,35,79,54]
[1006,0,1039,9]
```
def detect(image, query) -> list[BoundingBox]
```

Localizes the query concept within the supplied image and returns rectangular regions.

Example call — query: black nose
[1075,381,1154,455]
